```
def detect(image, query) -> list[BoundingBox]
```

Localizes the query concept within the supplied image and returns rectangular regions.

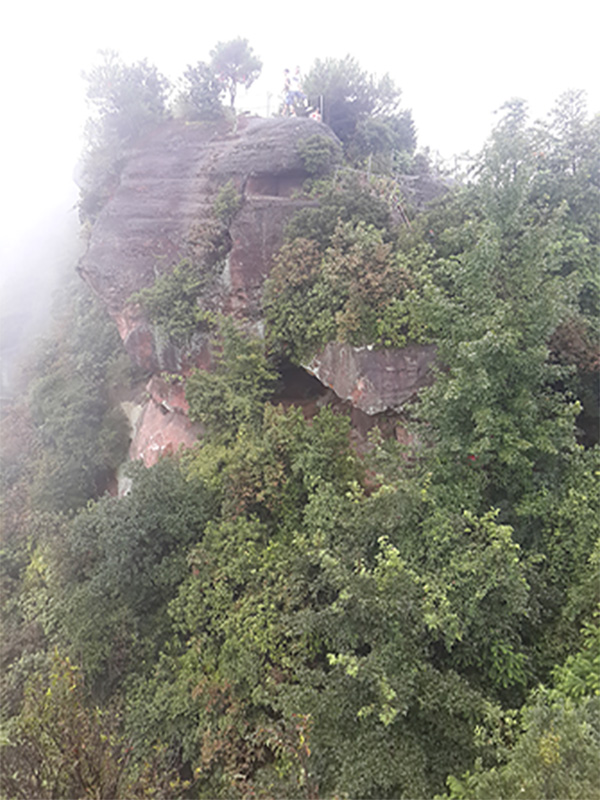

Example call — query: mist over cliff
[0,185,82,400]
[0,47,598,798]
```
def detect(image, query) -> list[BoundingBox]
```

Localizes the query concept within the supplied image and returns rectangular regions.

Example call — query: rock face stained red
[306,342,437,415]
[78,116,333,371]
[128,375,201,467]
[78,114,436,465]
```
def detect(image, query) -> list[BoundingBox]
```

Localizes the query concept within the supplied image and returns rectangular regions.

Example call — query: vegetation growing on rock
[1,44,598,800]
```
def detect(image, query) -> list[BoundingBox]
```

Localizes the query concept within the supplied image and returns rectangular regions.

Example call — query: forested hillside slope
[1,50,598,799]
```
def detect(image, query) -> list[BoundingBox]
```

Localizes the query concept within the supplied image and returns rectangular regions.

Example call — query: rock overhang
[78,115,339,371]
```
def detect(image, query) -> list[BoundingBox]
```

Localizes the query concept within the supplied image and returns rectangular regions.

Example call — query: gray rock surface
[78,116,335,370]
[306,342,437,415]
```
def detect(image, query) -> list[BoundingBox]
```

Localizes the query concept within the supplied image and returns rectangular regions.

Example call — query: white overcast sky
[1,0,599,275]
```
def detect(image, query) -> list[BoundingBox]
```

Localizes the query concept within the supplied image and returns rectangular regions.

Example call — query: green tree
[186,318,278,440]
[180,61,223,120]
[27,279,130,512]
[441,616,600,800]
[349,112,417,167]
[441,694,600,800]
[134,442,530,797]
[400,96,600,694]
[1,652,130,799]
[51,458,216,694]
[0,651,186,799]
[209,38,262,109]
[80,50,170,220]
[303,56,404,145]
[83,50,169,146]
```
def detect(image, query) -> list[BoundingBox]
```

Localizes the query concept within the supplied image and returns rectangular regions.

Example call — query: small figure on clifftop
[282,66,307,116]
[283,68,294,115]
[291,66,307,106]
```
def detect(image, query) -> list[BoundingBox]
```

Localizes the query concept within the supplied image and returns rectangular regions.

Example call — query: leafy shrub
[0,651,186,799]
[132,259,217,347]
[186,317,278,438]
[212,179,242,226]
[296,134,342,176]
[284,170,393,249]
[264,221,415,361]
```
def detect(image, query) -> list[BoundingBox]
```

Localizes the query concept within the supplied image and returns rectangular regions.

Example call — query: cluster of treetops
[0,40,599,799]
[77,40,418,223]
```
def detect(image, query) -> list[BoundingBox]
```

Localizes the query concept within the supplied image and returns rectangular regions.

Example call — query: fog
[0,184,82,399]
[1,0,599,396]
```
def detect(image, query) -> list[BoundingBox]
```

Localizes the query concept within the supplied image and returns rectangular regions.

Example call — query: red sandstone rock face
[78,115,339,465]
[79,115,436,466]
[306,342,437,415]
[128,375,201,467]
[79,116,333,371]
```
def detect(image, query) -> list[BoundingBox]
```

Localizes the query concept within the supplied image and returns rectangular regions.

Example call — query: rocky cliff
[78,116,435,465]
[79,115,330,372]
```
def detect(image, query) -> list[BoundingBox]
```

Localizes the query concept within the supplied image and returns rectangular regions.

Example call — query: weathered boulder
[78,116,335,371]
[306,342,437,415]
[78,114,437,466]
[127,375,201,467]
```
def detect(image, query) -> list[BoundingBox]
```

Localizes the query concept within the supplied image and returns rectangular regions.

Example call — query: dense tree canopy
[1,75,598,799]
[303,55,416,160]
[180,61,224,120]
[209,37,262,109]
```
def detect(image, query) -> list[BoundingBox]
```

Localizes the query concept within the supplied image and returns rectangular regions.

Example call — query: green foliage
[4,86,599,800]
[296,134,342,176]
[409,104,597,531]
[50,458,216,693]
[303,55,403,145]
[441,694,600,800]
[184,403,361,526]
[212,179,242,226]
[27,279,130,512]
[1,651,131,799]
[349,112,417,168]
[186,317,278,439]
[264,220,417,361]
[0,277,134,725]
[209,37,262,109]
[181,61,224,120]
[550,612,600,701]
[129,392,535,796]
[0,512,65,723]
[0,651,186,799]
[283,170,394,249]
[132,258,217,347]
[138,446,510,797]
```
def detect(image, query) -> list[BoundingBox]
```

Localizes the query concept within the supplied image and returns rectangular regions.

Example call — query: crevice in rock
[246,170,308,198]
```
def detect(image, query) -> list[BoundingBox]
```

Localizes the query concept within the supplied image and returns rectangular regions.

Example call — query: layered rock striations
[79,116,331,371]
[307,342,437,416]
[79,115,436,465]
